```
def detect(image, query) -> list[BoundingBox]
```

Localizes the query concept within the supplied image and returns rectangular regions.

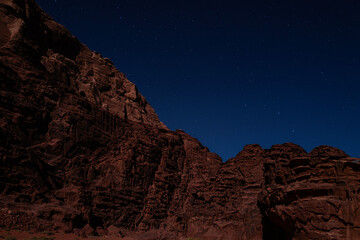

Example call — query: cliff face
[0,0,166,129]
[259,145,360,240]
[0,1,359,239]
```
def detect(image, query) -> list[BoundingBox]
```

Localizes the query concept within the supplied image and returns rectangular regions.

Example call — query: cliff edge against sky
[1,1,360,239]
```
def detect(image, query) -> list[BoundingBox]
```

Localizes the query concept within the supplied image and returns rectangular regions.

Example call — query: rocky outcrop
[0,0,166,129]
[0,0,262,238]
[259,144,360,240]
[0,0,359,239]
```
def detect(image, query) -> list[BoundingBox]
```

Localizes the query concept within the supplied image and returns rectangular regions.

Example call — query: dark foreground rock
[259,144,360,240]
[0,1,359,239]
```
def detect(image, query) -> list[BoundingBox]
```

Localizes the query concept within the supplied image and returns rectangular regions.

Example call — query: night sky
[36,0,360,160]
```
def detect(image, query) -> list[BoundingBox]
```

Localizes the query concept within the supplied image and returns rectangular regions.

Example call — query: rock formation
[259,144,360,240]
[0,0,359,239]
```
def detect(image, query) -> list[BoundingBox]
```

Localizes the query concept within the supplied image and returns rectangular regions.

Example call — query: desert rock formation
[1,1,359,239]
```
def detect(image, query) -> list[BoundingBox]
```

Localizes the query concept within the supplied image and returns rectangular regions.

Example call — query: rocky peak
[1,1,360,239]
[309,145,348,158]
[0,0,167,130]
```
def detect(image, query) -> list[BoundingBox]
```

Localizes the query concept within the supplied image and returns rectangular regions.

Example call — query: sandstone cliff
[0,1,359,239]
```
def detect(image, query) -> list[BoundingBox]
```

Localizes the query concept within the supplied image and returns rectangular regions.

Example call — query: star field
[36,0,360,160]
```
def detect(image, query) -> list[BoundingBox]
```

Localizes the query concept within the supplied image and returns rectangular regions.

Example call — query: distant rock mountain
[1,1,359,239]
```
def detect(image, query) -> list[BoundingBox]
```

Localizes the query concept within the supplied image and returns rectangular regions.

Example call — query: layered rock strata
[259,144,360,240]
[0,1,359,239]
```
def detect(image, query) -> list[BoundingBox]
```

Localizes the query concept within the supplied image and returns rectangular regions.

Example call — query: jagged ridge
[1,1,359,239]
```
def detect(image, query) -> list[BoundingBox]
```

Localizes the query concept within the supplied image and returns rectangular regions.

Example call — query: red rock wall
[1,1,359,239]
[259,144,360,240]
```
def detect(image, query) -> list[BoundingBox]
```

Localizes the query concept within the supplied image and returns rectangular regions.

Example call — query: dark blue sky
[36,0,360,160]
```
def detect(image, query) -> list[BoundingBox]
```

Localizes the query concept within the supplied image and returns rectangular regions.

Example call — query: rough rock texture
[0,0,166,129]
[0,1,359,239]
[258,144,360,240]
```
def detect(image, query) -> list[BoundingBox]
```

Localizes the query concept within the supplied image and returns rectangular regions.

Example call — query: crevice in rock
[262,215,294,240]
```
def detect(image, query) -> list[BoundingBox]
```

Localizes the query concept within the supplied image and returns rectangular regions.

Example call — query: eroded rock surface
[1,1,359,239]
[259,144,360,240]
